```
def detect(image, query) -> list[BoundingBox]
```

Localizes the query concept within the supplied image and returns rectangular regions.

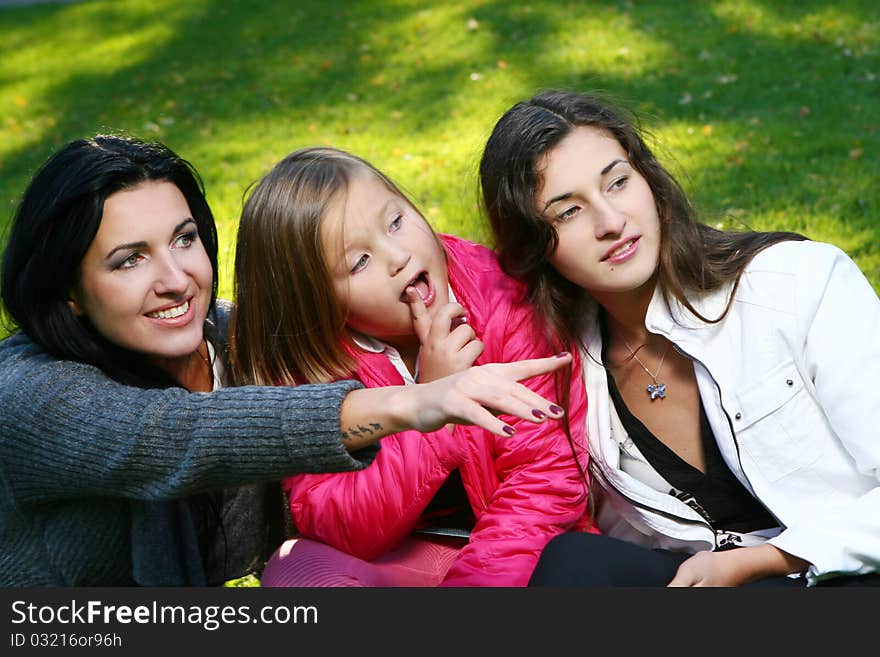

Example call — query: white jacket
[583,240,880,585]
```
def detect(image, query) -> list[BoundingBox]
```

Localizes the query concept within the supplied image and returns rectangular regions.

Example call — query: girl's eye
[174,231,198,248]
[351,254,369,273]
[608,176,629,192]
[389,215,402,231]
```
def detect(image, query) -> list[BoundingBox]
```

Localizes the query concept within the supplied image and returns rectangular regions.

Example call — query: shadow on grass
[0,0,877,282]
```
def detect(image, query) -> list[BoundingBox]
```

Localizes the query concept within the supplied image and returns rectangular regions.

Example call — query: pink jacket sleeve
[440,261,590,587]
[285,426,467,561]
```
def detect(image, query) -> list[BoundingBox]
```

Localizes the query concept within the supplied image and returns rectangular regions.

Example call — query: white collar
[205,339,227,391]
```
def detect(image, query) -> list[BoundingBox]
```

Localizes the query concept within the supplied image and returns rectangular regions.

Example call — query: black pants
[529,533,880,587]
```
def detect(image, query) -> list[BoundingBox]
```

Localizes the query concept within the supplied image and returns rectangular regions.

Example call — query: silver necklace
[622,337,669,401]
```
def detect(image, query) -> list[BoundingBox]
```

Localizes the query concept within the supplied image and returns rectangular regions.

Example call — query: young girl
[231,147,590,587]
[479,90,880,587]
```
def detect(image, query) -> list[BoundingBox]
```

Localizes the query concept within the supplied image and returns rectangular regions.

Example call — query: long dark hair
[480,90,806,349]
[1,134,219,388]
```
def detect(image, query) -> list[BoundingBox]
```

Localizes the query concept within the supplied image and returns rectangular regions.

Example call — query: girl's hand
[406,287,484,382]
[667,545,809,587]
[339,353,572,449]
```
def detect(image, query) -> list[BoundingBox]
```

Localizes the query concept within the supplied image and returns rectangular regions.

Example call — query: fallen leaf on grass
[849,148,864,159]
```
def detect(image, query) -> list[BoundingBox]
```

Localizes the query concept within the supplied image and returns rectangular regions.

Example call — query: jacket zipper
[671,343,786,529]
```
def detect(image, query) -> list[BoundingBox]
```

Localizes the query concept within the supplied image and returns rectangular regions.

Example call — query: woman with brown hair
[479,90,880,587]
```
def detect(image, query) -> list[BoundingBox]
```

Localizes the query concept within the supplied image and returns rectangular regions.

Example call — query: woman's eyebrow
[104,218,195,260]
[601,158,625,175]
[543,192,572,211]
[173,218,196,233]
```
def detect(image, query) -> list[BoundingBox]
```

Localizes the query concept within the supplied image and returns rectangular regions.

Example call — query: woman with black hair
[0,134,573,586]
[479,90,880,587]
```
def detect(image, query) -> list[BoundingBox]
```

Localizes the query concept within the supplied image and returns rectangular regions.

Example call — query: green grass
[1,0,878,320]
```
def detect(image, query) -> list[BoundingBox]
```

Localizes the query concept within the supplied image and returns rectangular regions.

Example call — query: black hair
[1,134,219,387]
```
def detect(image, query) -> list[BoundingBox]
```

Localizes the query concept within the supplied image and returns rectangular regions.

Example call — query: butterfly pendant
[646,382,667,400]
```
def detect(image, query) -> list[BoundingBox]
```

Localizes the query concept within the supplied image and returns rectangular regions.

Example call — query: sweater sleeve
[767,245,880,584]
[286,426,467,560]
[0,337,372,507]
[440,282,590,587]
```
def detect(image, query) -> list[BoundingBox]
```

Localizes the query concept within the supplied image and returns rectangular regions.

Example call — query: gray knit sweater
[0,302,373,586]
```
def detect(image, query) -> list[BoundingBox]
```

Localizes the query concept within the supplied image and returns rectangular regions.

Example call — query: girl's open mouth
[400,271,435,306]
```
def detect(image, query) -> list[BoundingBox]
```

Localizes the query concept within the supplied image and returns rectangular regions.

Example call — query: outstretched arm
[337,352,573,450]
[0,346,369,504]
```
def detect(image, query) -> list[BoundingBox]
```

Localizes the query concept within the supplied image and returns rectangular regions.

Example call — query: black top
[415,469,476,538]
[603,339,777,536]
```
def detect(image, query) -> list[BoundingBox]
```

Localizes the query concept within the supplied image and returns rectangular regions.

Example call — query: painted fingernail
[532,409,547,419]
[502,425,516,436]
[556,351,570,358]
[549,405,564,415]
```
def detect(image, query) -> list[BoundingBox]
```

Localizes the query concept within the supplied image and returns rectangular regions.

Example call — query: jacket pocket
[731,359,823,482]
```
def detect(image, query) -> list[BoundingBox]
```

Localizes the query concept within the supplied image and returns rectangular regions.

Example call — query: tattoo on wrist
[341,422,383,442]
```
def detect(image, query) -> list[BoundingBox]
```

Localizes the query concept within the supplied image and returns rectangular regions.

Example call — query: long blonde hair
[231,146,419,385]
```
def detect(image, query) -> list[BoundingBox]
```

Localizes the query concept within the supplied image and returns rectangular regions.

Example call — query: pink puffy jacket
[284,235,590,586]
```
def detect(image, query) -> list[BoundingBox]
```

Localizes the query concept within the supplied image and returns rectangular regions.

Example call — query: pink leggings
[260,536,465,587]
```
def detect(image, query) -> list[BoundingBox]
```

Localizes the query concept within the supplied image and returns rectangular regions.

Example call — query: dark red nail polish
[556,351,570,358]
[549,405,563,415]
[502,425,516,436]
[532,409,547,419]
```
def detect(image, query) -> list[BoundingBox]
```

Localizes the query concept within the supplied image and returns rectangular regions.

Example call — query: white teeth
[609,240,634,258]
[148,300,189,319]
